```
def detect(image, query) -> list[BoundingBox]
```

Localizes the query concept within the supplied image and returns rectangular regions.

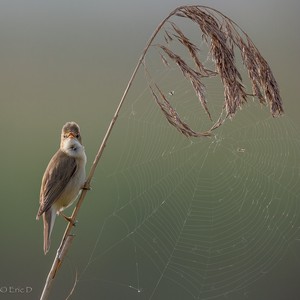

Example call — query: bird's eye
[76,134,80,138]
[63,134,67,138]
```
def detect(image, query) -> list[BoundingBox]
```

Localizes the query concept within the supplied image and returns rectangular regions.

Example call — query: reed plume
[144,6,283,137]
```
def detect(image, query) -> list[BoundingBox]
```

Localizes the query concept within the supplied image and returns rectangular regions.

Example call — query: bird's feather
[43,207,56,254]
[36,149,77,217]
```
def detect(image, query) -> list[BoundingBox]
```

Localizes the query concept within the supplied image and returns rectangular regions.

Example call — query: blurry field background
[0,0,299,299]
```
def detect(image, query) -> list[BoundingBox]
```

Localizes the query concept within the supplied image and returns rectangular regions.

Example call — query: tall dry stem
[39,5,283,299]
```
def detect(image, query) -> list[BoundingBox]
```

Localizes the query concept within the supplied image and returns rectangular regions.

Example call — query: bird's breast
[53,152,86,213]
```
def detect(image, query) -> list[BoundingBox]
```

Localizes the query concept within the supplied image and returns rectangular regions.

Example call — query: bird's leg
[60,213,77,226]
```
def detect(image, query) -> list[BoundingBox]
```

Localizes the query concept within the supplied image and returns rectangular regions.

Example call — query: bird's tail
[43,208,56,255]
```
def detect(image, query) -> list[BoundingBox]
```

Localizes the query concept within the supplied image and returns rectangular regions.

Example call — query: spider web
[71,22,300,300]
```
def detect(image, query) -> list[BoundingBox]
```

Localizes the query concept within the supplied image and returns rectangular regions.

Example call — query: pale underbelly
[52,172,85,213]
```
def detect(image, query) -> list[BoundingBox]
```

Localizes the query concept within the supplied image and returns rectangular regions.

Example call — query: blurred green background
[0,0,300,299]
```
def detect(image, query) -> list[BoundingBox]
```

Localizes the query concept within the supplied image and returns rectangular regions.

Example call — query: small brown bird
[36,122,87,254]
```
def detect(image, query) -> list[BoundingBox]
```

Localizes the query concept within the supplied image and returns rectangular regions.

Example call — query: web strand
[74,67,300,298]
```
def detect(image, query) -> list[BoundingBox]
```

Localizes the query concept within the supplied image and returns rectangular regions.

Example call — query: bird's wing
[37,150,77,216]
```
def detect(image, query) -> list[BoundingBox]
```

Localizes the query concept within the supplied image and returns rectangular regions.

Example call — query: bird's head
[61,122,82,144]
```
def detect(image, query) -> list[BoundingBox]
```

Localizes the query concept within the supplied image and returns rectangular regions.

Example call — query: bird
[36,122,87,254]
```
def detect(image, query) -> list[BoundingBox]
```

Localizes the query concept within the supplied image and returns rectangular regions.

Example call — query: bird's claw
[82,182,91,190]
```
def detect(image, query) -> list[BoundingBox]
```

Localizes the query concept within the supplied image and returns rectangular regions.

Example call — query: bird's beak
[67,132,75,139]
